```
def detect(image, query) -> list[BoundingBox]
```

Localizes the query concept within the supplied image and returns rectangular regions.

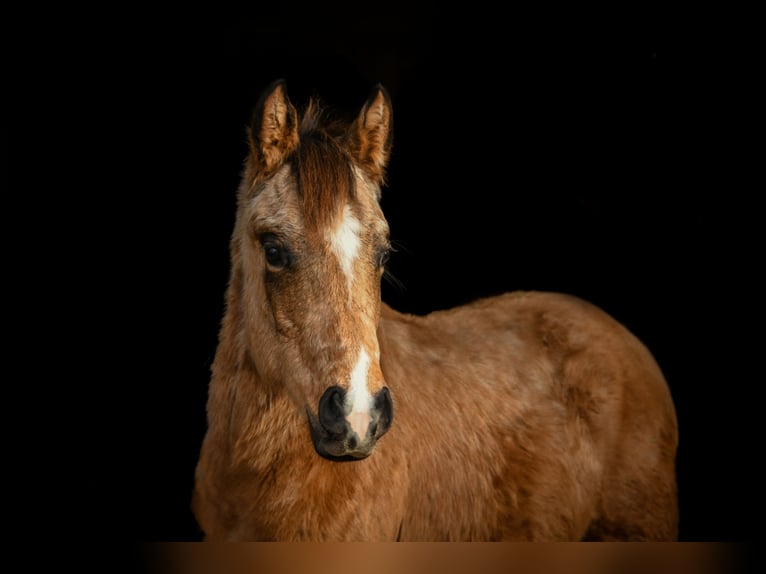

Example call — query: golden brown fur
[192,80,678,541]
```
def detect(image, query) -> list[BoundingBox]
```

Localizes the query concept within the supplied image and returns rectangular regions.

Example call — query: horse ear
[349,84,393,184]
[247,79,299,179]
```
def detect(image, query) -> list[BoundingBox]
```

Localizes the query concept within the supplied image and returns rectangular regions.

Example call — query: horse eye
[263,240,289,268]
[378,247,391,268]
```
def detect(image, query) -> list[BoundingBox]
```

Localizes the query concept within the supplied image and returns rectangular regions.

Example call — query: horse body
[192,80,678,541]
[379,293,677,540]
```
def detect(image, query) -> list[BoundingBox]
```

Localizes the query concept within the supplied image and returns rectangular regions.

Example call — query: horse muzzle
[308,385,393,460]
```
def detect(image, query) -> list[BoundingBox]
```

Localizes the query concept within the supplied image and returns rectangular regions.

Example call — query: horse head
[234,80,394,459]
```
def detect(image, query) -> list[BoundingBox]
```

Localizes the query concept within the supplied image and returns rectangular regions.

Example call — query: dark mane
[291,100,357,231]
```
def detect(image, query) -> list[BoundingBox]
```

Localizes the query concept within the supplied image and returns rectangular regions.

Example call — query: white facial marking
[329,204,361,289]
[346,348,373,438]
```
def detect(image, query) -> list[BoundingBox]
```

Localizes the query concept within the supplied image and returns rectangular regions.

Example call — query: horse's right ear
[247,79,299,180]
[349,84,393,184]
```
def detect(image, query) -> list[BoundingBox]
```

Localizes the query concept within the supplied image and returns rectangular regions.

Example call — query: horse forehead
[249,164,303,227]
[250,165,383,230]
[326,173,387,247]
[314,166,384,230]
[328,202,361,263]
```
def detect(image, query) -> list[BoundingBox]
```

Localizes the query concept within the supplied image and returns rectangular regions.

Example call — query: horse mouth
[306,407,378,461]
[305,413,368,460]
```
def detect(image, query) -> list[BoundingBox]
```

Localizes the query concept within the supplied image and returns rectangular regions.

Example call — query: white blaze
[330,203,372,438]
[346,348,373,438]
[329,204,361,288]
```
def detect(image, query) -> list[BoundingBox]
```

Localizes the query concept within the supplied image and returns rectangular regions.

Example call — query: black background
[38,5,754,542]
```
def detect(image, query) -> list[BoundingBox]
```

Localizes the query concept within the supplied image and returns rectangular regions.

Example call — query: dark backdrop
[54,5,751,542]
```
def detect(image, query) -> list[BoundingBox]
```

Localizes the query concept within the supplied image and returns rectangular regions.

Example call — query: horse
[192,80,679,541]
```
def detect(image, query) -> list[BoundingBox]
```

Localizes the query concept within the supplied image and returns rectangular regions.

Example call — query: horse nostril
[372,387,394,439]
[318,385,347,436]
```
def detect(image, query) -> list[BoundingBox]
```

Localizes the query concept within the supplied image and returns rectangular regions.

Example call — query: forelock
[290,100,356,231]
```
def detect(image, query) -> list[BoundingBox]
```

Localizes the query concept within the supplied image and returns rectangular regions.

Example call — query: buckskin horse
[192,80,678,540]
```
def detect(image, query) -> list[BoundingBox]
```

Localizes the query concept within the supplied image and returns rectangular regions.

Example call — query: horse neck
[204,263,292,449]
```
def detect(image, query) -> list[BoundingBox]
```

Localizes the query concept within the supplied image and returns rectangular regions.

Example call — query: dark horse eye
[378,247,391,268]
[262,238,290,268]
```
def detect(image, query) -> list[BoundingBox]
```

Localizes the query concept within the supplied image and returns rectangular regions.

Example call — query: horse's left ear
[349,84,393,184]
